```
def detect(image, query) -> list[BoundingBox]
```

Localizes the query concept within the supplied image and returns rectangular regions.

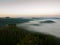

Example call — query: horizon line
[0,14,60,17]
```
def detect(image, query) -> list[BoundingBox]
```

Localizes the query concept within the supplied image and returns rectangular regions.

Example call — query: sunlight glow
[0,0,60,17]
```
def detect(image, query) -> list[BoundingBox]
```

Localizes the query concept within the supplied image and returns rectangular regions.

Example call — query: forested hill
[0,26,60,45]
[0,18,32,26]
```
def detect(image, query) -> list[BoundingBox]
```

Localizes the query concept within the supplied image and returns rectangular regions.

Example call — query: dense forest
[0,25,60,45]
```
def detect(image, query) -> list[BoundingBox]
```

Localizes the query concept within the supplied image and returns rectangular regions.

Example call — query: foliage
[0,26,60,45]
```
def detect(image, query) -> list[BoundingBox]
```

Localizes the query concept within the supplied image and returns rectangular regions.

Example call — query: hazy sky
[0,0,60,17]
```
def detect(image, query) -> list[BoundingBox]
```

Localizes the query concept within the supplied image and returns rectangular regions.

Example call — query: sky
[0,0,60,17]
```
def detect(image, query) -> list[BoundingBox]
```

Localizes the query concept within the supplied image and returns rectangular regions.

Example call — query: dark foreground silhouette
[0,26,60,45]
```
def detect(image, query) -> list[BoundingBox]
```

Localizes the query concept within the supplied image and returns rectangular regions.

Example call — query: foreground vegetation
[0,26,60,45]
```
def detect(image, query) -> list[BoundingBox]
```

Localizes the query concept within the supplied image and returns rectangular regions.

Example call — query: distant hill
[0,18,32,26]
